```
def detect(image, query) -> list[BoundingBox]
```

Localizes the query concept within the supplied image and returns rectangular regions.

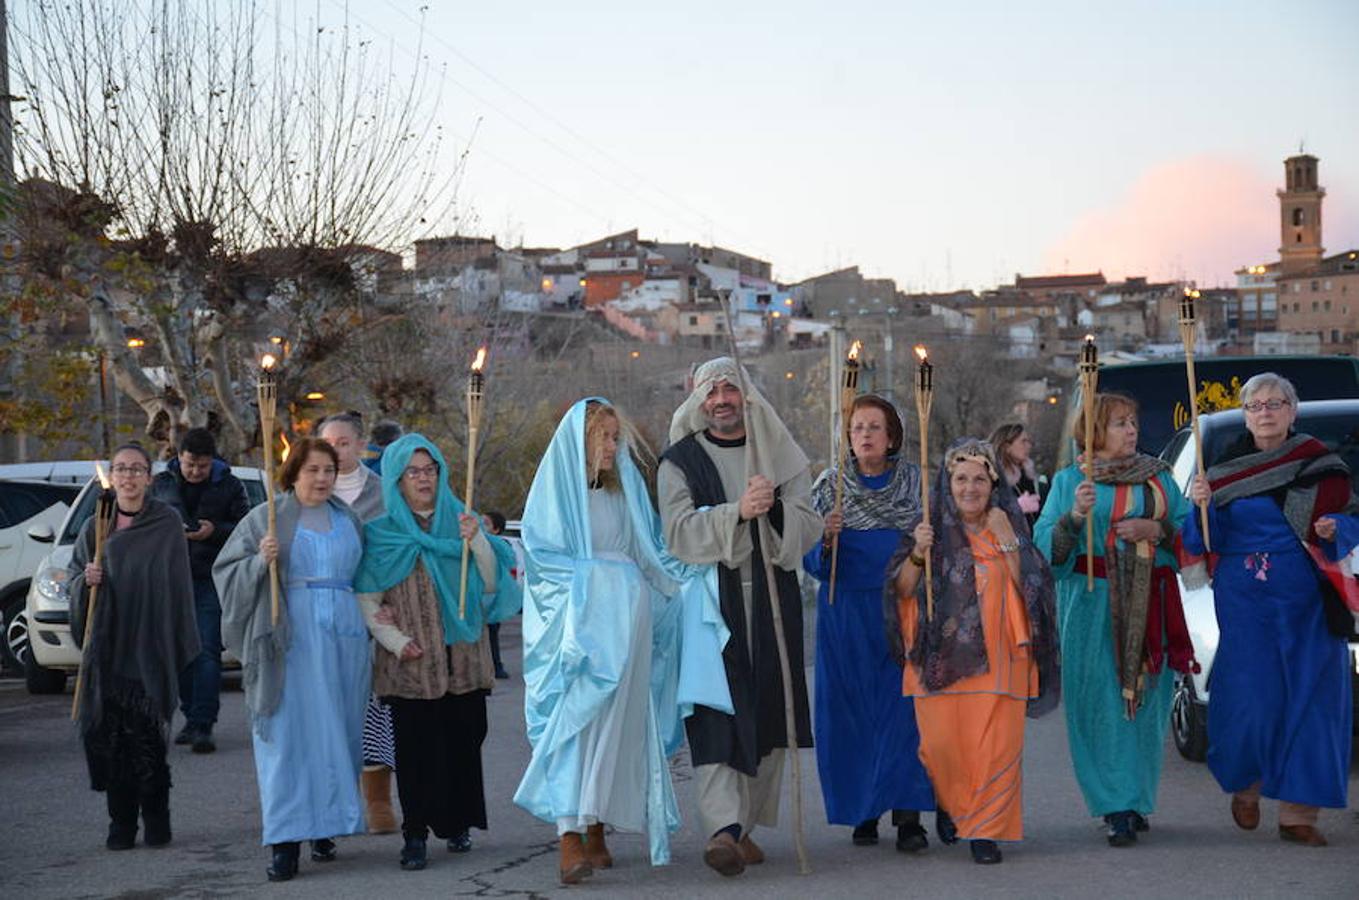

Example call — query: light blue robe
[1034,465,1189,818]
[252,507,370,845]
[513,399,725,865]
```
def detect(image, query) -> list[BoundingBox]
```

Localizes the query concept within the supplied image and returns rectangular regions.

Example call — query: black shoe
[851,819,880,846]
[268,842,300,882]
[140,786,172,847]
[1131,812,1149,833]
[446,830,472,853]
[173,724,196,746]
[970,840,1002,864]
[310,838,337,862]
[191,729,216,754]
[494,666,511,680]
[400,834,428,870]
[105,786,138,851]
[1105,812,1137,847]
[935,809,959,845]
[896,823,929,853]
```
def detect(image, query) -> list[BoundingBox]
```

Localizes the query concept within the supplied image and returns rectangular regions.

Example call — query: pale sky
[49,1,1359,290]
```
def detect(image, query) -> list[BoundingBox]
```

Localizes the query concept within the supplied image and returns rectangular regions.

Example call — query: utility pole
[0,0,13,191]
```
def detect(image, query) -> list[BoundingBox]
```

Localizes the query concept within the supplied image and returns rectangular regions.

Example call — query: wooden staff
[1179,289,1211,553]
[913,346,935,620]
[71,472,116,721]
[1079,335,1100,591]
[718,294,810,875]
[458,346,488,619]
[828,340,862,606]
[257,355,283,626]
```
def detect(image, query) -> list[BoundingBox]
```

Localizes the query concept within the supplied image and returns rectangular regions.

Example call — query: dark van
[1059,355,1359,465]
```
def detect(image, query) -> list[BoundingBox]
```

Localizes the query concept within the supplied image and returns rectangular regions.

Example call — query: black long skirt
[385,691,488,839]
[83,692,170,795]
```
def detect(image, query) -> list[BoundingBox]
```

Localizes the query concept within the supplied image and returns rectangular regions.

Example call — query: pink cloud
[1042,156,1283,287]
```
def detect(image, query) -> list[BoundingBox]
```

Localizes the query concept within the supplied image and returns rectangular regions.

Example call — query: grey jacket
[213,492,364,735]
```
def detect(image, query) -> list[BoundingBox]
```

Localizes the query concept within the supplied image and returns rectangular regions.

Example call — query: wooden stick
[458,421,479,619]
[257,371,282,627]
[917,405,934,619]
[71,491,115,721]
[1081,370,1098,592]
[827,361,858,606]
[719,295,811,875]
[1179,302,1211,553]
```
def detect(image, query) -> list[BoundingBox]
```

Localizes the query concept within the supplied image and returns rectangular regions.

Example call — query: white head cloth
[668,356,809,488]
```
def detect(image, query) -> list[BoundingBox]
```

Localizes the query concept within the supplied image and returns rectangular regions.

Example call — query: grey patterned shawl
[811,455,921,530]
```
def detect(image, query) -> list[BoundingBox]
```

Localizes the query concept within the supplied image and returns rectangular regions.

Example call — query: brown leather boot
[585,823,613,869]
[559,832,593,884]
[738,834,764,865]
[361,766,399,834]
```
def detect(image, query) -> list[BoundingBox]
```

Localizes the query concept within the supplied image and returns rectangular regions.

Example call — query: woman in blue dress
[1185,373,1358,847]
[216,437,369,882]
[805,394,935,851]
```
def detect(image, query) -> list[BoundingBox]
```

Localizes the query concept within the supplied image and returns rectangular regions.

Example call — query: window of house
[1292,208,1304,226]
[1293,302,1300,312]
[1312,301,1319,312]
[1324,300,1331,311]
[1332,330,1341,343]
[688,316,698,326]
[1324,280,1332,290]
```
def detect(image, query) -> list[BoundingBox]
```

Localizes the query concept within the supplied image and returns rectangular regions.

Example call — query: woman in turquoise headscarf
[354,434,519,872]
[514,399,704,884]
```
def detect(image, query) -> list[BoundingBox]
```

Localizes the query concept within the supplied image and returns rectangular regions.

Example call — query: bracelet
[908,552,926,567]
[996,539,1021,553]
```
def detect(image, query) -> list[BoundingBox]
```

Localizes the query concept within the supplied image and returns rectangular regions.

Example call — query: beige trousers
[694,751,786,838]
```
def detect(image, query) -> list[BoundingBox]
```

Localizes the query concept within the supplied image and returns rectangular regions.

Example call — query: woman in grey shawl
[70,443,199,851]
[214,437,368,883]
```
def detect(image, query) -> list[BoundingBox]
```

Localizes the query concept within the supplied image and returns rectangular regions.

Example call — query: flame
[471,346,487,372]
[847,340,862,362]
[95,462,111,489]
[913,344,928,362]
[279,432,292,464]
[261,353,278,370]
[1084,334,1095,343]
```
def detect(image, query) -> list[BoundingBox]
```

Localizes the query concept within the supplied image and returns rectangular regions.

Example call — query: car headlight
[34,566,69,603]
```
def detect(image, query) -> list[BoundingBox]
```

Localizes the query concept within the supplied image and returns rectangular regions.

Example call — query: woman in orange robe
[885,439,1060,865]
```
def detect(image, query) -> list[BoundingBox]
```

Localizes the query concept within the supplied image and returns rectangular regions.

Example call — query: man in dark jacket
[150,428,250,753]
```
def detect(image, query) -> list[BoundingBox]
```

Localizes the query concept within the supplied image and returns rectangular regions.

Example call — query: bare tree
[7,0,464,456]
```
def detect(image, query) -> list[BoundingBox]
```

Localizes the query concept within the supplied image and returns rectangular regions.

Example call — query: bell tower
[1278,153,1324,274]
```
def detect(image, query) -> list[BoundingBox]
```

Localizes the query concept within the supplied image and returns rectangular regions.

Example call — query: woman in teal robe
[1034,393,1194,847]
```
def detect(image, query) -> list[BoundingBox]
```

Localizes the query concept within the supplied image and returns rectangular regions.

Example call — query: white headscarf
[668,357,809,488]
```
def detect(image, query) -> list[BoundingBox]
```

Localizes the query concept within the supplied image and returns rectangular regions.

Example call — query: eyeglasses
[110,464,149,477]
[403,464,440,481]
[1243,399,1291,413]
[850,424,886,436]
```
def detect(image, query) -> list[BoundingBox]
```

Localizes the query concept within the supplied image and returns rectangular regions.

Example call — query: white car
[1163,400,1359,760]
[23,465,267,694]
[1,478,83,673]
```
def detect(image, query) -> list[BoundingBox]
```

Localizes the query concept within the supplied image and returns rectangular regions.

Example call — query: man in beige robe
[658,357,822,877]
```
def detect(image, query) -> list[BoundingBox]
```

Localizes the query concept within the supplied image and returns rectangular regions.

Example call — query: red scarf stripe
[1208,438,1329,491]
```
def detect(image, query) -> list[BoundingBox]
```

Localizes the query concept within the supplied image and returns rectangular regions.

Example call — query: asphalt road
[2,617,1356,899]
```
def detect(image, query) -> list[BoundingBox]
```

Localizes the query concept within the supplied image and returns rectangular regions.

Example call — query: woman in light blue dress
[216,437,369,882]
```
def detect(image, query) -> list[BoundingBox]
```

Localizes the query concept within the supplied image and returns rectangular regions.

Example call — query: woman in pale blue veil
[514,399,703,883]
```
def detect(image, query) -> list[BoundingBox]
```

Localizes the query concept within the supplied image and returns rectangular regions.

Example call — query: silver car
[23,465,266,694]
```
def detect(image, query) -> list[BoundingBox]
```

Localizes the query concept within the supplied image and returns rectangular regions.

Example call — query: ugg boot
[585,823,613,869]
[105,785,139,851]
[559,832,593,885]
[362,766,399,834]
[140,782,172,847]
